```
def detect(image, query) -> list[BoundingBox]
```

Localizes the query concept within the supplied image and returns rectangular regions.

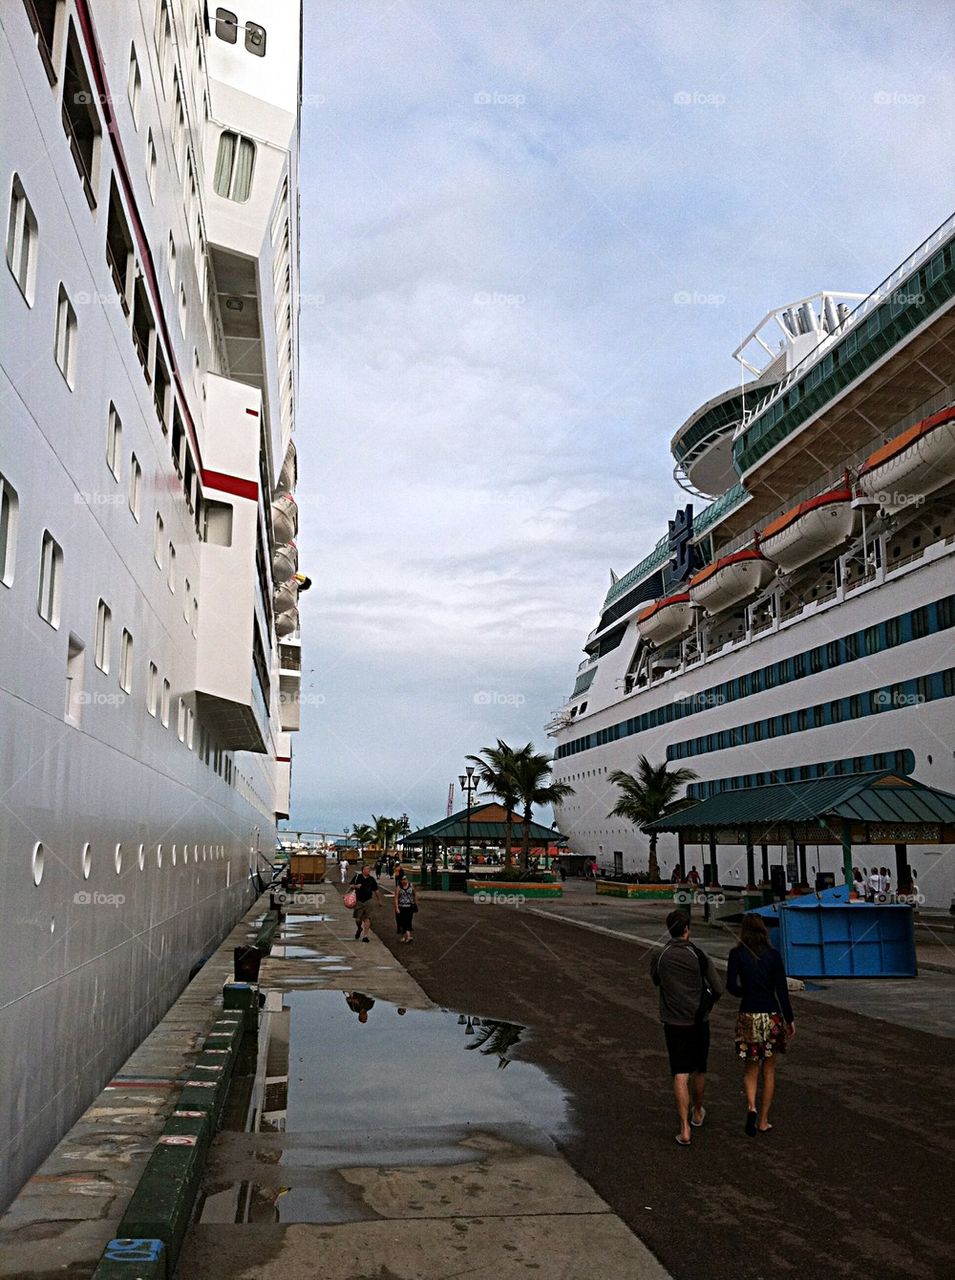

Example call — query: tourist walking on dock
[339,856,349,884]
[350,865,382,942]
[395,875,418,943]
[649,909,723,1146]
[726,913,795,1135]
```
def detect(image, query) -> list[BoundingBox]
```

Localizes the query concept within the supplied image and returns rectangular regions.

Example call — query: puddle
[279,992,568,1136]
[283,914,334,924]
[201,993,571,1224]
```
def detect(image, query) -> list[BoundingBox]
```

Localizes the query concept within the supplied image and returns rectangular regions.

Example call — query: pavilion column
[760,842,769,884]
[894,843,909,894]
[677,832,686,877]
[798,844,808,889]
[745,837,756,890]
[840,821,853,887]
[708,833,718,886]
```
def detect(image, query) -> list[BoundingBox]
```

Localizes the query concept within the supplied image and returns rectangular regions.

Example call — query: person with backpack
[649,909,723,1146]
[726,913,795,1135]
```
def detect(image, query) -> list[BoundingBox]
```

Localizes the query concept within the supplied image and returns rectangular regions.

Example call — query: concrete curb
[88,957,268,1277]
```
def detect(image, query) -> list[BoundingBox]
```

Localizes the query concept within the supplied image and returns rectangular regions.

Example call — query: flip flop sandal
[675,1135,691,1146]
[690,1107,706,1127]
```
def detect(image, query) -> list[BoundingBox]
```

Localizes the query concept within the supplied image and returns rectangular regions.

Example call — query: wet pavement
[527,881,955,1039]
[374,889,955,1280]
[176,886,671,1280]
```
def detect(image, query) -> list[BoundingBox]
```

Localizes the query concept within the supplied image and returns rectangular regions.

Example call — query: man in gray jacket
[649,908,723,1146]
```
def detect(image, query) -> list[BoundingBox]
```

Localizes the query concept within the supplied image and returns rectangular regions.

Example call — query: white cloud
[289,0,955,831]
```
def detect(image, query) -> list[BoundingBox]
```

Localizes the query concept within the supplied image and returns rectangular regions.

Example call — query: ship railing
[711,384,954,559]
[736,211,955,433]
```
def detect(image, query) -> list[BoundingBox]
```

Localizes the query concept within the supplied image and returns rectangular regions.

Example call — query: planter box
[596,881,677,900]
[467,880,563,900]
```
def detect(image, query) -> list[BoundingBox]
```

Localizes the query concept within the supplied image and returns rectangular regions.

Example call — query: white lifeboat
[760,486,855,573]
[278,441,297,493]
[275,606,299,639]
[274,577,299,613]
[636,593,693,647]
[272,492,298,543]
[272,540,298,581]
[688,548,774,615]
[857,406,955,514]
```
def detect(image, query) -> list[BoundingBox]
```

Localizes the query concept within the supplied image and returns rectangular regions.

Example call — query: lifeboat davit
[272,492,298,543]
[760,486,855,573]
[275,606,299,639]
[688,549,774,615]
[857,405,955,514]
[272,540,298,581]
[636,593,693,647]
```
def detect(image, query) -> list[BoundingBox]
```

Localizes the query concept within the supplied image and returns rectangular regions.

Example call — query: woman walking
[726,913,795,1135]
[394,874,417,943]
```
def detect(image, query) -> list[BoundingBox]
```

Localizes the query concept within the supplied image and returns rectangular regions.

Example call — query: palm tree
[510,748,575,869]
[466,740,526,869]
[351,823,375,853]
[608,757,697,882]
[371,814,397,855]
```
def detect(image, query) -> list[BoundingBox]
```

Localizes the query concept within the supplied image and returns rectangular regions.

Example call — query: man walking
[350,864,383,942]
[650,909,723,1146]
[339,856,349,884]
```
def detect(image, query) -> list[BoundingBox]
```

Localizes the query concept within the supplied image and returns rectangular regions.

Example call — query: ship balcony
[670,386,751,498]
[194,376,270,752]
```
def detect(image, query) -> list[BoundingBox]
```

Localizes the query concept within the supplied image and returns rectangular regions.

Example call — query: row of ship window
[686,750,916,800]
[555,594,955,759]
[667,668,955,761]
[29,838,236,889]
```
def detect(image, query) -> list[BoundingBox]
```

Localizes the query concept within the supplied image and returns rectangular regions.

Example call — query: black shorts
[664,1022,710,1076]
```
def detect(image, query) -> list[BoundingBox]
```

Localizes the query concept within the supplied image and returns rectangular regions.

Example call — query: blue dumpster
[752,887,917,978]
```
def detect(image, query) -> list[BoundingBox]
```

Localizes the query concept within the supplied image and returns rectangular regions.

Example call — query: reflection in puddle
[197,992,571,1226]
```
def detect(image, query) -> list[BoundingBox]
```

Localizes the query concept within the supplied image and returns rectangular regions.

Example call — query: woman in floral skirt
[726,913,795,1135]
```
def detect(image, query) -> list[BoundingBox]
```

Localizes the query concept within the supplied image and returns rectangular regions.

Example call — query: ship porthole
[157,843,163,868]
[137,843,145,870]
[32,842,44,886]
[172,844,177,866]
[81,842,92,879]
[114,843,123,874]
[50,916,55,933]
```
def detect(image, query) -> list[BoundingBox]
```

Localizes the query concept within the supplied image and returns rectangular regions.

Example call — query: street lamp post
[458,766,478,879]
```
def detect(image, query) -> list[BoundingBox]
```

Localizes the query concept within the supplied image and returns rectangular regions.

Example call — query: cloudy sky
[289,0,954,835]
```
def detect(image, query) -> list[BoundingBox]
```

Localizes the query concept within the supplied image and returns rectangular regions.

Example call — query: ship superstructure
[0,0,304,1208]
[549,217,955,904]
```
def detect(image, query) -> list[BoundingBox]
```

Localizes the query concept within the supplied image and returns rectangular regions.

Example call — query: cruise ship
[0,1,303,1209]
[549,216,955,907]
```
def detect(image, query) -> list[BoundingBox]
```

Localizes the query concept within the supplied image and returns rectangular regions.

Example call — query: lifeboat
[857,405,955,514]
[278,441,297,493]
[275,606,299,639]
[636,593,693,647]
[272,540,298,581]
[760,486,855,573]
[688,548,774,615]
[271,492,298,543]
[274,577,299,613]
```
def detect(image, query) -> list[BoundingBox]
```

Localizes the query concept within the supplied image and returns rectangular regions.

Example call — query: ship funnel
[783,307,800,337]
[837,302,851,322]
[823,295,840,333]
[799,302,818,335]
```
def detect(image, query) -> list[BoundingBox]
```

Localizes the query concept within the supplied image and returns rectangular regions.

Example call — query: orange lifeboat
[760,486,855,573]
[688,548,774,615]
[636,593,693,647]
[857,405,955,514]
